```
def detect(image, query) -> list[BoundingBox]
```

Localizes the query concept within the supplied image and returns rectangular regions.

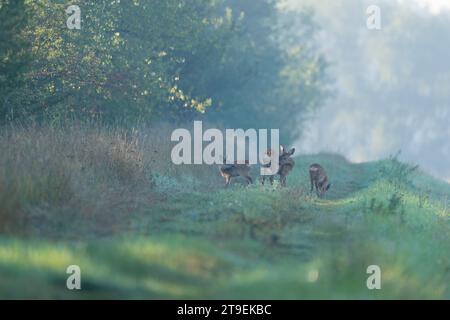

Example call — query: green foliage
[4,1,448,300]
[0,0,327,144]
[0,126,449,298]
[183,1,328,143]
[0,0,29,120]
[378,151,419,188]
[1,0,223,122]
[364,191,405,217]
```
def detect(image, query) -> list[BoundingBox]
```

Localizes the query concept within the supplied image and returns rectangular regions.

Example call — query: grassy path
[1,154,449,299]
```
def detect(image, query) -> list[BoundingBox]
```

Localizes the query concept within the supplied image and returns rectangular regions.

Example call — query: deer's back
[220,163,251,177]
[309,163,326,180]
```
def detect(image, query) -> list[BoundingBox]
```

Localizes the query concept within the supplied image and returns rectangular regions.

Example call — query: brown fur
[261,145,295,187]
[309,163,330,197]
[219,160,253,187]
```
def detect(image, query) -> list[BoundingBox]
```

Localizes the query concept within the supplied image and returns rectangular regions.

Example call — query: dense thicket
[0,0,327,143]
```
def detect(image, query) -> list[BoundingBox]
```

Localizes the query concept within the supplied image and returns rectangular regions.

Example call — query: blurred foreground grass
[0,125,449,299]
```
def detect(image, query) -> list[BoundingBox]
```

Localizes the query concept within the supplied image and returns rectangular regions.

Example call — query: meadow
[0,123,449,299]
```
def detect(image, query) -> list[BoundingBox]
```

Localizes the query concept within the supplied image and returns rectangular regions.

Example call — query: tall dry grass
[0,122,220,237]
[0,123,141,236]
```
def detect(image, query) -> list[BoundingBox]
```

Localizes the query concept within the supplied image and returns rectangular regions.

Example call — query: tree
[1,0,328,144]
[2,0,218,122]
[0,0,29,120]
[178,0,328,144]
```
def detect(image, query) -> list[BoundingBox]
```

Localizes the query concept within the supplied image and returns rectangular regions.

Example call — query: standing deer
[261,145,295,187]
[219,159,253,187]
[309,163,330,197]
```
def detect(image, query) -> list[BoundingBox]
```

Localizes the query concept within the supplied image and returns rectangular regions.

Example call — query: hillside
[1,128,449,299]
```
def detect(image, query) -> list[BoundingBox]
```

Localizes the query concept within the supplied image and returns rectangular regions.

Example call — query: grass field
[0,125,449,299]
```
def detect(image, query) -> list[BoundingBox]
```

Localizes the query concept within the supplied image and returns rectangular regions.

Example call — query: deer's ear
[279,144,285,153]
[288,147,295,156]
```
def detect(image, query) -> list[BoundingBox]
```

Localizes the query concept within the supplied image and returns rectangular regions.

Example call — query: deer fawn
[219,159,253,187]
[309,163,330,197]
[261,145,295,187]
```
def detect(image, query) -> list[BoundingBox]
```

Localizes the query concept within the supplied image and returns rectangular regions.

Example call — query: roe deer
[261,144,295,187]
[309,163,330,197]
[219,159,253,187]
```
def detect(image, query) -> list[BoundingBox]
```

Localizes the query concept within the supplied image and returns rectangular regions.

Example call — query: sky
[283,0,450,181]
[403,0,450,14]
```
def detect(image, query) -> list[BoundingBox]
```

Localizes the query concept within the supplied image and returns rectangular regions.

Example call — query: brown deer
[261,145,295,187]
[309,163,330,197]
[219,159,253,187]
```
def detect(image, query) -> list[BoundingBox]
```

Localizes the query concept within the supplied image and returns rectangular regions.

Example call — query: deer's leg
[319,185,325,198]
[310,175,314,193]
[280,175,286,187]
[315,181,320,196]
[245,175,253,185]
[261,176,266,185]
[224,175,231,187]
[318,189,323,198]
[269,176,274,185]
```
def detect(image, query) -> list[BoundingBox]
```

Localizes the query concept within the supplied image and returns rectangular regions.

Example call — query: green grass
[0,126,449,299]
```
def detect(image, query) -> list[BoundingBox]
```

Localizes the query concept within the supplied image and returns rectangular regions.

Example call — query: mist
[283,0,450,181]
